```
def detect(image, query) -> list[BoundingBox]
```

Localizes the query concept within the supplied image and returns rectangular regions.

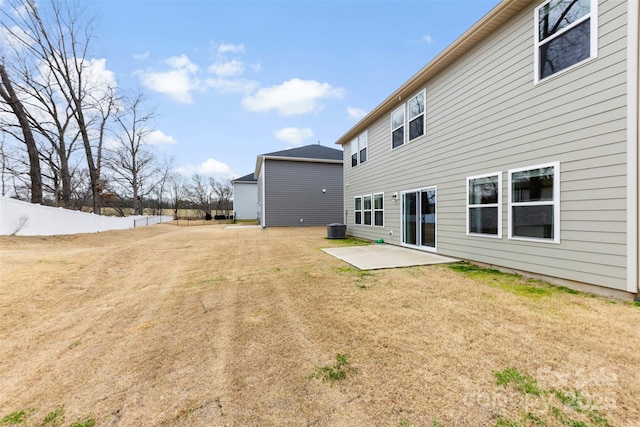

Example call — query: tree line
[0,0,232,218]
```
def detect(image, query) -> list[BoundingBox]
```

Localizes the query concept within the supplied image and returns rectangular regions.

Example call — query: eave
[335,0,534,146]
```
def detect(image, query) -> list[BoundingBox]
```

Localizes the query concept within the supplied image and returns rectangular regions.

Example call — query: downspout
[261,160,267,228]
[628,0,640,296]
[636,0,640,298]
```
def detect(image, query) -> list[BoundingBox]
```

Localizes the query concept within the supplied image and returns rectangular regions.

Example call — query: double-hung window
[408,90,425,141]
[391,89,426,148]
[508,162,560,243]
[535,0,597,82]
[391,106,405,149]
[351,141,358,167]
[373,193,384,227]
[363,195,372,226]
[354,196,362,225]
[467,172,502,237]
[351,131,368,167]
[354,193,383,226]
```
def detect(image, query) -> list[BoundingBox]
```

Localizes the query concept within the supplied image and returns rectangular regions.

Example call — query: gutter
[254,155,342,178]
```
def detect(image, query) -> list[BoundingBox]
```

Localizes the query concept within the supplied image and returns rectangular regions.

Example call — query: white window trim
[508,161,560,244]
[408,89,426,142]
[399,186,438,253]
[363,194,373,226]
[350,138,358,168]
[533,0,598,84]
[373,192,384,227]
[351,131,368,167]
[466,172,502,239]
[391,105,405,150]
[354,196,362,225]
[359,131,368,165]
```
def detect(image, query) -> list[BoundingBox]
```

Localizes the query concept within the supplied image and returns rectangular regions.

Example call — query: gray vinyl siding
[343,0,629,290]
[264,160,343,227]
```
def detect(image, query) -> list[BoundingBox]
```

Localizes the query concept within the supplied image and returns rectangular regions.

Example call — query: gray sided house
[256,144,344,227]
[232,173,258,220]
[336,0,639,297]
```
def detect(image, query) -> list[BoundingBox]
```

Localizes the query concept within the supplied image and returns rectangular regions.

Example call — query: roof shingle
[260,144,343,161]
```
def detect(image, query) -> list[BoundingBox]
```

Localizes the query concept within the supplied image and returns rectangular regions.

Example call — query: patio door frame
[400,186,437,252]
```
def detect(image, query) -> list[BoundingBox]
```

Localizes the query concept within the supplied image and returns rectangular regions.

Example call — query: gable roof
[335,0,533,146]
[232,172,257,183]
[260,144,343,161]
[255,144,343,176]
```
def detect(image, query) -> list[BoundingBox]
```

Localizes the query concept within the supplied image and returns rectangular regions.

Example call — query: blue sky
[88,0,501,179]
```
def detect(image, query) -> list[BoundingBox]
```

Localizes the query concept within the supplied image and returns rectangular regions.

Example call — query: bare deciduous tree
[187,174,214,219]
[0,62,43,203]
[1,0,112,213]
[168,172,187,220]
[105,92,158,215]
[149,156,175,216]
[212,177,233,219]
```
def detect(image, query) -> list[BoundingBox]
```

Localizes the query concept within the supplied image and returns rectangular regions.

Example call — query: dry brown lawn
[0,225,638,426]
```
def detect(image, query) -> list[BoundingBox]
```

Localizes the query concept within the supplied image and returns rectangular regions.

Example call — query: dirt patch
[0,225,638,426]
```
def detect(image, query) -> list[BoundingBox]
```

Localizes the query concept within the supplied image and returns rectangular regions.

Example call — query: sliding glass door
[402,187,436,250]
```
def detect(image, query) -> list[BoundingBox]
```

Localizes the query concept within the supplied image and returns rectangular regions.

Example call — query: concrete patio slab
[321,244,459,270]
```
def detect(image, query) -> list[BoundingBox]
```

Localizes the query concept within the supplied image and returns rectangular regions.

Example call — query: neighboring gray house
[232,173,258,220]
[336,0,639,297]
[256,144,343,227]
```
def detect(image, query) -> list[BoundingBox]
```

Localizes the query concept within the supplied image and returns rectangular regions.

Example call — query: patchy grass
[493,367,542,396]
[0,408,33,424]
[0,406,94,427]
[310,354,355,384]
[460,367,614,427]
[325,236,371,246]
[448,262,582,299]
[1,226,638,425]
[40,405,65,426]
[332,265,375,289]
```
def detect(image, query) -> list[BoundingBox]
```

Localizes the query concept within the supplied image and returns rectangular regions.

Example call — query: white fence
[0,196,173,236]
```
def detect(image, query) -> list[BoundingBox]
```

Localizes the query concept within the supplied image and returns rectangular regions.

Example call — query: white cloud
[0,25,27,51]
[422,35,434,44]
[145,130,176,145]
[207,59,245,77]
[176,158,234,178]
[205,77,259,94]
[347,107,367,120]
[242,78,344,116]
[133,51,150,60]
[165,54,199,73]
[103,136,120,150]
[84,58,117,89]
[37,57,117,114]
[199,158,233,176]
[275,127,314,145]
[137,54,199,103]
[103,129,175,149]
[137,48,261,100]
[217,42,245,55]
